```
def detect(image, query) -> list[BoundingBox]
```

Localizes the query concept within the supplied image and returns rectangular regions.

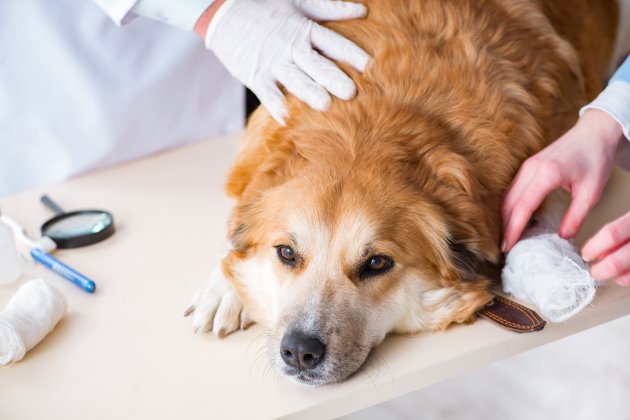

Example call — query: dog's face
[222,112,498,384]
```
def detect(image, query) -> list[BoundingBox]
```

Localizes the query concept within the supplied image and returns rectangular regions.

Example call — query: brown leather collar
[477,295,546,333]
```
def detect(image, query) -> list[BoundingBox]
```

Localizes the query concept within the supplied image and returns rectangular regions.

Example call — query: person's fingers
[582,211,630,262]
[615,270,630,286]
[293,45,356,100]
[310,23,369,72]
[501,156,560,235]
[501,161,538,227]
[502,176,559,252]
[275,62,332,111]
[558,183,603,239]
[502,183,549,252]
[294,0,367,21]
[252,79,289,125]
[590,241,630,281]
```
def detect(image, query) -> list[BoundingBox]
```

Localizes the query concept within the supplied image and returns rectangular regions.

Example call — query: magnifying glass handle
[41,195,65,216]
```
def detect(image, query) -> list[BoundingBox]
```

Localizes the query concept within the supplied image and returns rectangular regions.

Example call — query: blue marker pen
[30,248,96,293]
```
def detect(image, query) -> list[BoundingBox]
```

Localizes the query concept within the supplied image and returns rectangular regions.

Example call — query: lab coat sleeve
[94,0,215,30]
[581,56,630,141]
[93,0,140,26]
[132,0,216,31]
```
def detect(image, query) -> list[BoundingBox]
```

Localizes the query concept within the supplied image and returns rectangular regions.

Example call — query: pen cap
[0,219,22,285]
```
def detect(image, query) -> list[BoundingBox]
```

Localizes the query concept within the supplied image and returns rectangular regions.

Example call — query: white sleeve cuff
[580,81,630,141]
[93,0,139,26]
[132,0,216,31]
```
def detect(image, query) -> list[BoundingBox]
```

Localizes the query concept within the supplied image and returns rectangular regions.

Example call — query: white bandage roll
[502,230,595,323]
[0,279,67,366]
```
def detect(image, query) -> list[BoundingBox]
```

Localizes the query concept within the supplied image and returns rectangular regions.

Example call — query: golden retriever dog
[187,0,625,385]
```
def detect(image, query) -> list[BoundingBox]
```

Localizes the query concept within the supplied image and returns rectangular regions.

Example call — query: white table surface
[1,132,630,420]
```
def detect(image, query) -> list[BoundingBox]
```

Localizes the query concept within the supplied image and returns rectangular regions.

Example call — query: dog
[186,0,625,385]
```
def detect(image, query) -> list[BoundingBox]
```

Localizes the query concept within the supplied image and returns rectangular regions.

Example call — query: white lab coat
[0,0,244,197]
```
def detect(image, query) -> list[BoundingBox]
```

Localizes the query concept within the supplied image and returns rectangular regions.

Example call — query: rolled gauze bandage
[0,279,67,366]
[502,230,595,323]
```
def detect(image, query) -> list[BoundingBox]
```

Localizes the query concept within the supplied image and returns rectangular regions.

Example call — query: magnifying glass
[40,195,115,249]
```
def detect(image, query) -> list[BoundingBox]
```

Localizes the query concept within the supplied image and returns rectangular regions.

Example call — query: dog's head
[221,104,501,385]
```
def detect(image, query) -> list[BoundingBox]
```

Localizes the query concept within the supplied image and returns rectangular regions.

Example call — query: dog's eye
[276,245,297,266]
[359,255,394,279]
[368,256,388,270]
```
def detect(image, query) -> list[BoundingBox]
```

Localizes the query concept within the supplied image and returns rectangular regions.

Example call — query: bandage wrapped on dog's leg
[0,279,67,366]
[502,226,595,323]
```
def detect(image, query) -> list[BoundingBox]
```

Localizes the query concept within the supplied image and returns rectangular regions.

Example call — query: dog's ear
[413,145,502,268]
[225,107,292,198]
[226,108,271,198]
[225,108,306,251]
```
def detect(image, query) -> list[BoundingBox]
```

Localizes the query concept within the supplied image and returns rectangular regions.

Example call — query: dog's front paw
[184,267,254,338]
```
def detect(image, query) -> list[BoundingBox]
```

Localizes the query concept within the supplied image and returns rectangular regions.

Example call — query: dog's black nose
[280,330,325,371]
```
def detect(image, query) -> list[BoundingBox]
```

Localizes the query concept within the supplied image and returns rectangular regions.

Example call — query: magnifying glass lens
[44,212,114,241]
[39,195,116,249]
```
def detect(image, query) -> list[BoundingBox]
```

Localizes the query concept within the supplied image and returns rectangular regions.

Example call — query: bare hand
[582,211,630,284]
[502,110,624,252]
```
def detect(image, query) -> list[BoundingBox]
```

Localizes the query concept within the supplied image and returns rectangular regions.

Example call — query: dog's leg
[502,191,596,322]
[185,265,252,337]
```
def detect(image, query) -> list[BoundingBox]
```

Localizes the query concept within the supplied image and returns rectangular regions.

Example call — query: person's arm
[131,0,217,31]
[585,55,630,130]
[581,55,630,169]
[93,0,370,126]
[502,57,630,252]
[501,109,623,252]
[193,1,225,38]
[577,58,630,284]
[94,0,218,29]
[502,57,630,284]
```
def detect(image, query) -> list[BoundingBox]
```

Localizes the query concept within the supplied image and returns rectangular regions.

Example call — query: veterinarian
[503,56,630,285]
[0,0,368,197]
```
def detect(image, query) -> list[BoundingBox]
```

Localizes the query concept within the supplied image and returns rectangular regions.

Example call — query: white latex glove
[206,0,370,124]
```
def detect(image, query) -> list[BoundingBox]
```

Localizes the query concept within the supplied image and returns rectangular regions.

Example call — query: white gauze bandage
[0,279,67,366]
[502,228,595,323]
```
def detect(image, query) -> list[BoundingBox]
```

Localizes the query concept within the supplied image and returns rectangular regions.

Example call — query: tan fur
[217,0,618,384]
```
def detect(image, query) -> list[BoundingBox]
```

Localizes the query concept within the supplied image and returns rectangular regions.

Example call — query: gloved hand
[205,0,370,124]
